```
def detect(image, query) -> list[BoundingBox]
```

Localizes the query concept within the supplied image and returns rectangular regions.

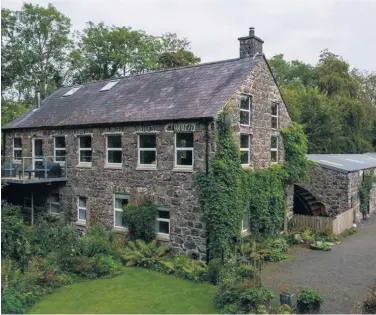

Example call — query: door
[32,138,43,170]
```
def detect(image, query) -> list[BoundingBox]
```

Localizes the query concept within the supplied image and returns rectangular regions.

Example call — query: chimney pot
[249,27,255,37]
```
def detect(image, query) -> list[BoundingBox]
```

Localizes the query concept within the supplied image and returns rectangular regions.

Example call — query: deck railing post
[22,157,25,180]
[44,156,47,178]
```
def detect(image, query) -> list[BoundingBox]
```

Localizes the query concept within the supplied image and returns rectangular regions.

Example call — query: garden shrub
[1,202,30,266]
[238,287,275,313]
[121,239,170,268]
[1,286,26,314]
[297,288,323,313]
[92,254,122,277]
[80,224,115,257]
[159,255,208,282]
[123,202,157,242]
[362,286,376,314]
[265,237,289,261]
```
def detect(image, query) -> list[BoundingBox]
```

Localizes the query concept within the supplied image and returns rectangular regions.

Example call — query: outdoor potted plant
[297,288,323,314]
[278,283,296,308]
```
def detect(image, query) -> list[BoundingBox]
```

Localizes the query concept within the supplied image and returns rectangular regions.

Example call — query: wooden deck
[2,175,68,184]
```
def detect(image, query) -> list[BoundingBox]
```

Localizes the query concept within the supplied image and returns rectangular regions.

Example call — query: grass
[29,267,217,314]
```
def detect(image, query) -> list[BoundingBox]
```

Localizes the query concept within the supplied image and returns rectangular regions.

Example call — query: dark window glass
[108,135,121,148]
[271,136,278,149]
[240,151,249,164]
[108,151,122,164]
[80,150,92,163]
[271,117,278,129]
[55,150,66,161]
[240,96,251,110]
[240,111,250,125]
[14,150,22,160]
[271,151,278,162]
[271,103,278,116]
[158,210,170,219]
[176,133,193,148]
[176,150,193,166]
[140,151,156,165]
[34,140,43,156]
[140,135,156,148]
[55,137,65,148]
[80,136,91,148]
[14,138,22,148]
[240,135,249,149]
[156,221,169,234]
[243,210,249,230]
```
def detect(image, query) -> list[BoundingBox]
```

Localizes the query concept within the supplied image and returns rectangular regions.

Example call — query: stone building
[1,28,292,259]
[293,153,376,233]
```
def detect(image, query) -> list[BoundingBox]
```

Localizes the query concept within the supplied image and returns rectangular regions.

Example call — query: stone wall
[3,121,215,259]
[298,165,349,217]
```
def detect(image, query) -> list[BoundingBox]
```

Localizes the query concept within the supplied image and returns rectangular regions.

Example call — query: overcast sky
[2,0,376,71]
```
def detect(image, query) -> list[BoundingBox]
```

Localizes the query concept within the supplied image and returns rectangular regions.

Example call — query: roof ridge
[62,57,247,89]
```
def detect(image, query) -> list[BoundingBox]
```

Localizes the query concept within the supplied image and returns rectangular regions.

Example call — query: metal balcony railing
[1,155,68,183]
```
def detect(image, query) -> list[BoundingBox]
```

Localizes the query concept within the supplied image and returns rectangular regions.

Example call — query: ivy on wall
[197,107,310,260]
[359,173,376,214]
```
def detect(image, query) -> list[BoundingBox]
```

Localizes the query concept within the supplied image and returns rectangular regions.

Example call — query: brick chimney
[238,27,264,58]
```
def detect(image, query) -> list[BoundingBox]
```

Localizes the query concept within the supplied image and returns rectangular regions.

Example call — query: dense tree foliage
[269,52,376,153]
[1,3,200,125]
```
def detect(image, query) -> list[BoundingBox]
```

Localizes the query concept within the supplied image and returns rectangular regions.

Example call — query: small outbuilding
[291,153,376,234]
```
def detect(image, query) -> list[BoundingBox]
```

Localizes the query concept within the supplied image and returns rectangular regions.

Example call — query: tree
[1,3,73,102]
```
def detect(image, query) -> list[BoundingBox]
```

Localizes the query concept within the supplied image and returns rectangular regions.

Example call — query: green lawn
[29,268,217,314]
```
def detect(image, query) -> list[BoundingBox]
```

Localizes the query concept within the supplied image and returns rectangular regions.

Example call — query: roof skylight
[63,86,81,97]
[99,80,119,92]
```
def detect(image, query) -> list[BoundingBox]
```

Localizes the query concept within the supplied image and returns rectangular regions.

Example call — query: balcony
[1,156,68,184]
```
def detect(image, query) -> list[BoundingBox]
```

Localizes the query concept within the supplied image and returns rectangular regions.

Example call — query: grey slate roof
[307,154,376,173]
[3,57,262,130]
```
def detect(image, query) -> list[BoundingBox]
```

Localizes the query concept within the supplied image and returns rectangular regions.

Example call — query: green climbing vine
[359,172,376,215]
[197,108,310,260]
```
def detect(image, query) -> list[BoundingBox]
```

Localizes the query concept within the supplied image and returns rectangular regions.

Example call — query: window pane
[271,136,278,149]
[80,150,92,162]
[176,150,193,166]
[240,111,250,125]
[240,151,249,164]
[80,136,91,148]
[176,133,193,148]
[115,197,128,209]
[79,197,86,208]
[55,149,66,161]
[140,150,156,165]
[14,150,22,160]
[34,140,43,156]
[240,134,249,149]
[108,150,122,164]
[55,137,65,148]
[158,210,170,219]
[271,151,278,162]
[157,221,169,234]
[51,194,59,203]
[79,209,86,220]
[271,117,278,129]
[271,103,278,116]
[51,204,60,213]
[14,138,22,148]
[115,210,124,227]
[140,135,156,148]
[240,96,251,110]
[108,135,121,148]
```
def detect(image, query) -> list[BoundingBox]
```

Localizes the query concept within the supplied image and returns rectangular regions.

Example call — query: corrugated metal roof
[2,57,262,130]
[307,154,376,173]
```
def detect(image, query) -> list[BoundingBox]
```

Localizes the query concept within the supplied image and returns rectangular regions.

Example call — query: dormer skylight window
[100,80,119,92]
[63,86,81,97]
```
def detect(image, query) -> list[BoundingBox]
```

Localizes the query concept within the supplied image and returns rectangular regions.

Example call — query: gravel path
[262,214,376,313]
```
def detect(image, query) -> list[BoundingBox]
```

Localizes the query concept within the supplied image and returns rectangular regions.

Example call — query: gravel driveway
[262,213,376,313]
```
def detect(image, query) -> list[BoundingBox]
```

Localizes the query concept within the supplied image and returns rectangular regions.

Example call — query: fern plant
[121,240,169,268]
[160,255,207,281]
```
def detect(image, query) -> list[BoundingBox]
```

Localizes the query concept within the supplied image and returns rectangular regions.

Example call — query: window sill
[104,164,123,169]
[157,233,170,242]
[76,163,92,168]
[172,167,194,173]
[75,220,87,227]
[242,165,253,170]
[136,166,157,171]
[241,230,249,237]
[112,227,128,233]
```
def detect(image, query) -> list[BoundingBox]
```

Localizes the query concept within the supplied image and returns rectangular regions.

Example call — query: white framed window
[114,193,129,228]
[48,188,60,213]
[156,208,170,235]
[54,136,66,163]
[240,95,252,126]
[175,133,194,168]
[242,208,250,232]
[77,196,87,221]
[78,136,92,164]
[271,103,279,129]
[240,134,250,165]
[106,135,122,165]
[13,137,22,161]
[271,135,279,163]
[138,134,157,167]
